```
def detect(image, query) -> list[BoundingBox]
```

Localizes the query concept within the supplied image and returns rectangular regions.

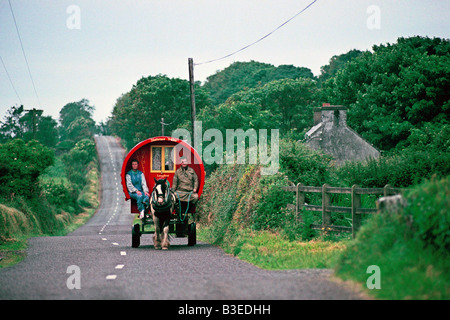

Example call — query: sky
[0,0,449,124]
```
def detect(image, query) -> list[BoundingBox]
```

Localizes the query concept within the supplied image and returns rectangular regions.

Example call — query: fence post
[322,184,331,228]
[352,184,361,239]
[384,184,392,197]
[296,183,304,222]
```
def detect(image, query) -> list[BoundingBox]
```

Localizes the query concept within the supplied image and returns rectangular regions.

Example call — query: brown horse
[150,179,175,250]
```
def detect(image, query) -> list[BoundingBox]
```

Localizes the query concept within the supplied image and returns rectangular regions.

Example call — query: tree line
[0,98,99,150]
[108,36,449,160]
[2,35,447,200]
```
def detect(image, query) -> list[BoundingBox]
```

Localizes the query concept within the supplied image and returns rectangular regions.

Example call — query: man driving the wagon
[172,156,199,205]
[126,159,150,219]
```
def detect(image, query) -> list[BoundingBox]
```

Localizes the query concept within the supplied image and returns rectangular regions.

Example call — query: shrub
[335,176,449,299]
[197,164,244,244]
[198,163,292,242]
[253,174,294,230]
[62,138,97,193]
[64,139,96,167]
[404,176,449,254]
[0,139,54,198]
[41,180,78,214]
[336,149,450,188]
[279,139,332,186]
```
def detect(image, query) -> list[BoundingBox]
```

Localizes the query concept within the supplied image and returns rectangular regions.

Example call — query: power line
[0,55,23,105]
[8,0,41,108]
[194,0,319,66]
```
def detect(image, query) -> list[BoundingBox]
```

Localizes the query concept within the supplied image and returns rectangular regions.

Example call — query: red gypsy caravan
[121,136,205,248]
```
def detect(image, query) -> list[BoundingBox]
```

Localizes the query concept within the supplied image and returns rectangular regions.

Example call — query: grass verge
[197,225,348,269]
[0,236,29,268]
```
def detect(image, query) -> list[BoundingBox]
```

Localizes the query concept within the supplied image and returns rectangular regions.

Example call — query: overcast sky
[1,0,449,123]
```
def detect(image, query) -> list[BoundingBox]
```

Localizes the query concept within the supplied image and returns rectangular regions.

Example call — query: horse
[150,178,175,250]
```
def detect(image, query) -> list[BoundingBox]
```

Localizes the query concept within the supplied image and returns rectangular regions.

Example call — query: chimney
[314,103,330,125]
[313,108,322,125]
[321,105,347,126]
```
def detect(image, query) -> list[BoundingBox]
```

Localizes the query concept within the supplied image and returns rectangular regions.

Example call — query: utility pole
[161,117,165,136]
[188,58,196,147]
[23,107,43,140]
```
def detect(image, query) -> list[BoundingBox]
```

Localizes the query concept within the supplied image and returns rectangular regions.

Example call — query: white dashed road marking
[101,138,127,282]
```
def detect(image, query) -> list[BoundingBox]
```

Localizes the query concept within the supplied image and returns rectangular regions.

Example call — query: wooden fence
[282,183,404,238]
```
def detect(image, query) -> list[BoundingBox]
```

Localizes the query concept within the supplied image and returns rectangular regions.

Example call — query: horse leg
[162,203,174,250]
[151,210,162,250]
[161,216,170,250]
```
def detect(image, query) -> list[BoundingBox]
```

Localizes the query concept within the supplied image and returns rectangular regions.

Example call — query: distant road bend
[0,135,366,300]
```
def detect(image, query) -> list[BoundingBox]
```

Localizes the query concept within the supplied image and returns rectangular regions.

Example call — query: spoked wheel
[132,223,141,248]
[187,222,196,246]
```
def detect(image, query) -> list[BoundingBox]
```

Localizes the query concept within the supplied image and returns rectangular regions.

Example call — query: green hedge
[335,176,449,299]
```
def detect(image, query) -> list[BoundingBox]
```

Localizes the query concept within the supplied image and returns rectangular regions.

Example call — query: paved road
[0,136,365,300]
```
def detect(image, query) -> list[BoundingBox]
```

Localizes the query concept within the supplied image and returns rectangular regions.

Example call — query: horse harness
[151,181,173,213]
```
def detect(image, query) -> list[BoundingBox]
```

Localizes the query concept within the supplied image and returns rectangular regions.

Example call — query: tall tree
[318,49,363,84]
[59,99,96,143]
[322,36,450,150]
[203,61,316,105]
[109,75,210,149]
[0,105,25,140]
[199,78,318,139]
[0,105,58,147]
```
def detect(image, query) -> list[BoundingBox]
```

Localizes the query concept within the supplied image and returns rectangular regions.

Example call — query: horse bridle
[152,180,171,205]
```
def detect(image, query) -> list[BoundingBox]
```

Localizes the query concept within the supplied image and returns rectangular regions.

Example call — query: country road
[0,135,366,300]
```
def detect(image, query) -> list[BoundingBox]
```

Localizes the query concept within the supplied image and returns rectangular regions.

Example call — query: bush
[199,139,341,244]
[279,139,332,186]
[62,139,96,193]
[0,139,54,198]
[66,139,96,166]
[336,149,450,188]
[197,164,244,244]
[41,180,77,214]
[253,174,294,230]
[404,176,449,254]
[335,176,449,299]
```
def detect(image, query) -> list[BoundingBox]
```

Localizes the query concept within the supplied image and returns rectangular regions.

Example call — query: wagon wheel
[131,223,141,248]
[187,222,196,246]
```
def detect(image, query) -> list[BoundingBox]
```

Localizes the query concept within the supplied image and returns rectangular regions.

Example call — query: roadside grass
[197,225,349,269]
[0,235,29,268]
